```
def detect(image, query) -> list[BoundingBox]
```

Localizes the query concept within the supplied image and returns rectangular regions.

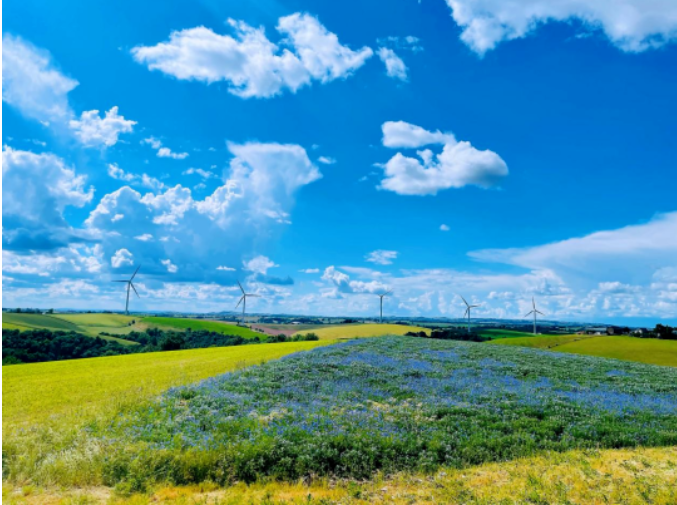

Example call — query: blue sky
[3,0,677,324]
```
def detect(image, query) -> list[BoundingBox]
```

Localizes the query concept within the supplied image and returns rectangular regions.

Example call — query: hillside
[142,316,261,338]
[492,334,677,367]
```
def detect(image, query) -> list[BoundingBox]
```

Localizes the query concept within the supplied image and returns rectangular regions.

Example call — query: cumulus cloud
[2,34,79,124]
[378,121,508,196]
[444,0,677,55]
[244,255,278,275]
[143,137,189,160]
[365,250,398,265]
[107,163,165,191]
[2,147,94,251]
[440,224,450,231]
[183,167,217,179]
[161,258,178,273]
[317,156,336,165]
[111,248,134,268]
[69,106,136,147]
[377,47,408,81]
[131,13,373,98]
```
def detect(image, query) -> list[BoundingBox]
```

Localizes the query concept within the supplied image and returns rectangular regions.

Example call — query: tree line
[2,329,319,365]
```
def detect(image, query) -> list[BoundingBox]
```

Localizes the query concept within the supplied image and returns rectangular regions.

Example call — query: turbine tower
[113,265,140,315]
[525,297,545,334]
[376,290,392,324]
[461,295,479,334]
[235,281,259,325]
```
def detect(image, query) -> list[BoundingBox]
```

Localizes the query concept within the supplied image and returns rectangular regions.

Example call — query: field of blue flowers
[99,337,677,489]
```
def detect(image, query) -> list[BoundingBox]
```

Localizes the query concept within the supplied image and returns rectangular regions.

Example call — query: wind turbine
[525,297,545,334]
[113,265,140,315]
[376,290,392,324]
[461,295,479,334]
[235,281,259,325]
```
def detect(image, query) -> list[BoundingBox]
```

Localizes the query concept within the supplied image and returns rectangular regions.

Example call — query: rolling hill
[294,323,431,340]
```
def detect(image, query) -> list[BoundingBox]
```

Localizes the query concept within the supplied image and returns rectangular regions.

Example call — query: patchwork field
[142,317,261,338]
[2,313,80,331]
[294,323,430,340]
[479,329,534,340]
[493,334,677,367]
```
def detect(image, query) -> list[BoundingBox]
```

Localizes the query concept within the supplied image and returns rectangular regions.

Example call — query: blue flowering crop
[98,337,677,486]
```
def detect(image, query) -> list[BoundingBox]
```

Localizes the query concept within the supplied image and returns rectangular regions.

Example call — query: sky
[2,0,677,325]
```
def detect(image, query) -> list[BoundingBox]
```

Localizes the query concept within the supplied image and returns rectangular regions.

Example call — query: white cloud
[111,248,134,268]
[322,266,389,295]
[440,224,450,231]
[377,35,423,53]
[143,137,163,150]
[244,255,278,275]
[300,268,320,273]
[444,0,677,55]
[317,156,336,165]
[217,265,236,271]
[2,34,79,123]
[131,13,373,98]
[157,147,189,159]
[183,167,217,179]
[378,121,508,196]
[365,250,398,265]
[69,106,136,147]
[2,146,94,251]
[161,258,178,273]
[134,234,153,241]
[107,163,165,191]
[377,47,408,81]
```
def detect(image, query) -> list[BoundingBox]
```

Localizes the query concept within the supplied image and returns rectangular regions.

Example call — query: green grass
[3,341,329,429]
[490,334,595,349]
[2,313,80,331]
[52,313,139,327]
[141,317,262,338]
[555,336,677,367]
[492,334,677,367]
[294,323,430,340]
[479,329,534,340]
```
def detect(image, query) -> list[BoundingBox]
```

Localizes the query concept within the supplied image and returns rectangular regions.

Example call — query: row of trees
[406,328,490,342]
[634,324,676,340]
[2,328,318,365]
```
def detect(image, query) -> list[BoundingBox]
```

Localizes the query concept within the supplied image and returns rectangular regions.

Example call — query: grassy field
[2,313,80,331]
[5,446,676,504]
[142,317,261,338]
[492,334,677,367]
[490,334,596,349]
[2,341,328,428]
[294,323,430,340]
[479,329,534,339]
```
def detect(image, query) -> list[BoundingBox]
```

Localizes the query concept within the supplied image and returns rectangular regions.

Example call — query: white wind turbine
[113,265,140,315]
[376,290,392,324]
[525,297,545,334]
[235,281,260,325]
[461,295,479,333]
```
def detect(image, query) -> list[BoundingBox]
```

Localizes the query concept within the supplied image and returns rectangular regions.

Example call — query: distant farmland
[493,334,677,367]
[142,316,262,339]
[295,323,431,340]
[479,329,534,340]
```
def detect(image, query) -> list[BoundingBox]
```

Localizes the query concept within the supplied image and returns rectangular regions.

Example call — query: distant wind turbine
[461,295,479,334]
[525,297,545,334]
[235,281,259,325]
[376,290,392,324]
[113,265,140,315]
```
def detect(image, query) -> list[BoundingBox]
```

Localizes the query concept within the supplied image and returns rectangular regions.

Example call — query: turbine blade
[130,265,141,281]
[470,304,480,308]
[235,296,244,309]
[525,311,534,317]
[536,310,545,315]
[130,283,140,298]
[247,294,261,298]
[237,280,245,295]
[112,280,128,283]
[532,297,536,309]
[461,295,469,307]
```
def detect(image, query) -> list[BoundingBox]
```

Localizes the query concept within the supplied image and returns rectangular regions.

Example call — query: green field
[294,323,431,340]
[492,334,677,367]
[3,341,328,428]
[142,316,262,338]
[479,329,534,339]
[2,312,80,331]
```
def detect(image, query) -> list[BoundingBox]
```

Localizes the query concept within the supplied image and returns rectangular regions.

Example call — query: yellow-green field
[4,446,676,504]
[140,317,261,339]
[3,341,328,428]
[492,334,677,367]
[294,323,430,340]
[479,329,534,339]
